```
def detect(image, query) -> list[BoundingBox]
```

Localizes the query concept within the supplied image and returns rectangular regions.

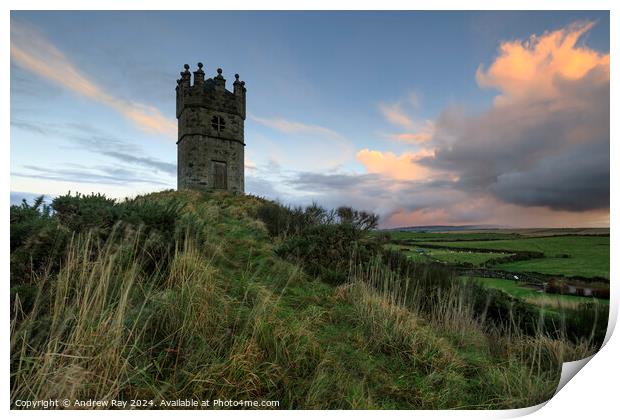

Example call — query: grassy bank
[10,191,603,409]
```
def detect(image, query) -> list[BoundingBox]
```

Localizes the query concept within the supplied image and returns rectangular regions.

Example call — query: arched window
[211,115,226,133]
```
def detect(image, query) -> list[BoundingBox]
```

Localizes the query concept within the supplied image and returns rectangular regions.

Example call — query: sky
[10,11,610,228]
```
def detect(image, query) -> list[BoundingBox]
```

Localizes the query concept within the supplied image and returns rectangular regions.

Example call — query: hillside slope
[10,191,595,409]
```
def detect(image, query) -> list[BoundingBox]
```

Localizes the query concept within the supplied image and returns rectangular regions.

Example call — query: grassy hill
[10,191,604,409]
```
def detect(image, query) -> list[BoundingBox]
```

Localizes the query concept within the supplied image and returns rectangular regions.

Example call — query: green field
[402,235,609,279]
[394,246,509,267]
[465,277,606,312]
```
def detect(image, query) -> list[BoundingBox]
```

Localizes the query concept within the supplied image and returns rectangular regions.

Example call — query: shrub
[52,192,120,234]
[276,224,378,285]
[10,197,69,287]
[11,192,190,288]
[564,301,607,346]
[256,201,333,238]
[10,196,53,251]
[545,280,569,295]
[336,206,379,231]
[256,201,380,285]
[118,196,185,240]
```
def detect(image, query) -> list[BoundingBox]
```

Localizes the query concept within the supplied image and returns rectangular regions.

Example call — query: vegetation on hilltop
[10,191,606,409]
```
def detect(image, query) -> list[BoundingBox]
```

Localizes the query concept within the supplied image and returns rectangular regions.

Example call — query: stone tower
[176,63,246,193]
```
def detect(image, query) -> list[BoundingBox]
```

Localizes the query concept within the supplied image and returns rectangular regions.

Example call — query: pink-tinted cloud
[384,133,432,143]
[426,20,609,215]
[382,119,435,144]
[11,22,176,138]
[379,94,435,144]
[378,102,416,130]
[356,148,434,181]
[476,21,609,105]
[383,196,610,229]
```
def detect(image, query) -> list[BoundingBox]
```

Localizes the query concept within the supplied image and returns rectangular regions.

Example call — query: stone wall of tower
[176,63,246,194]
[177,135,245,193]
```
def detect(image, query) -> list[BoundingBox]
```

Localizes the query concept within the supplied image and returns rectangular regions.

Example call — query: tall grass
[345,251,597,407]
[369,250,600,347]
[11,228,148,402]
[10,191,605,409]
[10,195,320,408]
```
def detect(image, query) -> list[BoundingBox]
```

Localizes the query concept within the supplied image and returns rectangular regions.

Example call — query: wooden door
[213,161,227,190]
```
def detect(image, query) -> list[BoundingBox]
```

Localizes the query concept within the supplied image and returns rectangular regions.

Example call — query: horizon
[10,11,610,228]
[9,190,610,232]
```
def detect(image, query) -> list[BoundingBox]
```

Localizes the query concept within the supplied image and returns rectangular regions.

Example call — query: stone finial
[233,73,244,96]
[179,64,191,87]
[214,67,226,90]
[194,62,205,86]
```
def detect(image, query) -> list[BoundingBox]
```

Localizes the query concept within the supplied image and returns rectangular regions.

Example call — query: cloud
[285,170,470,227]
[383,132,432,143]
[10,21,176,139]
[423,20,609,213]
[378,102,416,130]
[356,148,434,181]
[490,141,609,211]
[476,21,609,105]
[286,21,609,227]
[383,195,609,229]
[245,175,281,199]
[381,119,435,144]
[11,119,176,176]
[13,163,170,186]
[101,151,176,176]
[250,115,345,140]
[379,95,435,144]
[248,116,355,172]
[284,169,608,228]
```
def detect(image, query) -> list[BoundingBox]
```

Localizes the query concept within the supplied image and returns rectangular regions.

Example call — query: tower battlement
[176,63,246,194]
[175,63,246,120]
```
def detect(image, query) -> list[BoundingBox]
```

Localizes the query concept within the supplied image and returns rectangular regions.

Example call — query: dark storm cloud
[422,67,609,212]
[490,141,609,211]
